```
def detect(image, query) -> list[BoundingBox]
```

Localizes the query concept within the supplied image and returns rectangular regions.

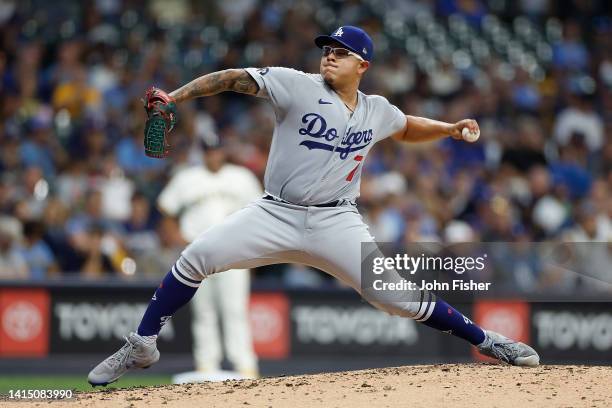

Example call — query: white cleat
[477,330,540,367]
[88,332,160,386]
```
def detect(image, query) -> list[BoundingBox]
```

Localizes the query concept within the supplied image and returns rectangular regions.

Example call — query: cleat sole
[514,354,540,367]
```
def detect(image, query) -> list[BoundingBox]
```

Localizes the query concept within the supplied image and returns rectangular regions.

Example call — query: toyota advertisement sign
[0,284,610,364]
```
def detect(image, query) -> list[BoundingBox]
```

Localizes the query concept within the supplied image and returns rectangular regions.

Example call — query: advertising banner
[0,283,609,364]
[289,291,444,357]
[531,303,612,364]
[48,286,192,354]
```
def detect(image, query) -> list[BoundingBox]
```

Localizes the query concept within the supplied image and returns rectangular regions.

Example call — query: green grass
[0,375,171,394]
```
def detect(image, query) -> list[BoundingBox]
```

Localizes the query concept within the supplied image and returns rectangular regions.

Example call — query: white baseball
[462,127,480,142]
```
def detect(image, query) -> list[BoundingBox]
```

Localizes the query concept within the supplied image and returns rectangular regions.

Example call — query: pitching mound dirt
[17,364,612,407]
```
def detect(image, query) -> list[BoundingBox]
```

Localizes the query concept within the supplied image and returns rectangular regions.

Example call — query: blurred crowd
[0,0,610,293]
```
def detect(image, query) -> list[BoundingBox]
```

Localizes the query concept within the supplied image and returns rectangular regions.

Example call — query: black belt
[263,195,342,208]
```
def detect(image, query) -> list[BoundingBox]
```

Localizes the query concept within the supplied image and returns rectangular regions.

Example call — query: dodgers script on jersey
[245,67,406,205]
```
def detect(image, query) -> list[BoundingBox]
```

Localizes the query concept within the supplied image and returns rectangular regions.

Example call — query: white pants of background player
[191,268,257,374]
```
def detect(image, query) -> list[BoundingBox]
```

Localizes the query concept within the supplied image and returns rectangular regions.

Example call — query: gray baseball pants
[172,198,433,320]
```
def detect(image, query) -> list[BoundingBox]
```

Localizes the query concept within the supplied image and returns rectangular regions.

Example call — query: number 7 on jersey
[346,155,363,182]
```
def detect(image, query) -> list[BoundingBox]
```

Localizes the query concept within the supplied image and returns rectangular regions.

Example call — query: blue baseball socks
[137,267,200,337]
[137,269,484,347]
[419,294,486,345]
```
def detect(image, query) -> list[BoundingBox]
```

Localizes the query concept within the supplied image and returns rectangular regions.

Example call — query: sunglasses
[322,45,365,61]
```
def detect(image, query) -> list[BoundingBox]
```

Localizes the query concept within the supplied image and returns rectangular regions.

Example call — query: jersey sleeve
[157,174,185,216]
[244,67,300,114]
[374,97,407,142]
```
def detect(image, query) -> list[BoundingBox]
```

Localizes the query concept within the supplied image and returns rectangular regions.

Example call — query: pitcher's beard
[322,72,336,87]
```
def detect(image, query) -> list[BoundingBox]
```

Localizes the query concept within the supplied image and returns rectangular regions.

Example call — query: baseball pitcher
[89,26,539,386]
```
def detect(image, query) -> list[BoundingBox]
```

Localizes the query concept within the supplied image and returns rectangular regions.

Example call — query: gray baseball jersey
[244,67,407,205]
[174,67,431,320]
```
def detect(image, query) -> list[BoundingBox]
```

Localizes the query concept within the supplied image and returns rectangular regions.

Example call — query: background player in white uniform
[157,136,261,379]
[89,25,539,386]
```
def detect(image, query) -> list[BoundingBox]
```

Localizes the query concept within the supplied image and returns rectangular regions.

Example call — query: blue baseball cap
[315,26,374,62]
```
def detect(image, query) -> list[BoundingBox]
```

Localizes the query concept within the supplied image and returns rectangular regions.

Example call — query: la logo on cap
[333,27,344,37]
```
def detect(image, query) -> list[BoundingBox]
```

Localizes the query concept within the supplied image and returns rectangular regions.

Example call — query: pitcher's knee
[174,252,208,283]
[178,238,224,279]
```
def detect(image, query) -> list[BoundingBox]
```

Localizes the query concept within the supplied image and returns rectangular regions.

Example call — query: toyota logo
[2,301,42,342]
[250,303,282,343]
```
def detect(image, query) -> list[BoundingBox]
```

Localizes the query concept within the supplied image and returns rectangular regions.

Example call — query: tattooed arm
[169,69,263,103]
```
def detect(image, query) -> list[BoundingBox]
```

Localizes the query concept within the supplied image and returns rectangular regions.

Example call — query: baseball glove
[143,87,177,158]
